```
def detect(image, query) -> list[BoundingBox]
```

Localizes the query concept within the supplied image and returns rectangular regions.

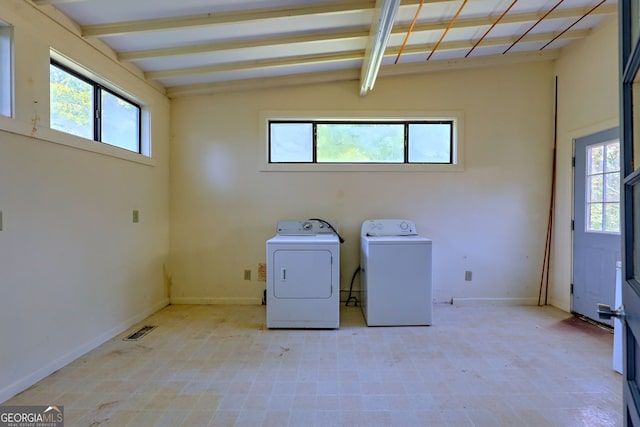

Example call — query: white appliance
[360,219,433,326]
[266,220,340,329]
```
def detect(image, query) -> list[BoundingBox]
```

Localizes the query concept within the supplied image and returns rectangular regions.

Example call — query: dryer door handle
[280,268,286,281]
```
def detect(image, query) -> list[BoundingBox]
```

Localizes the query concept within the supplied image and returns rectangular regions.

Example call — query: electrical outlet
[132,210,139,223]
[465,270,472,281]
[244,269,251,280]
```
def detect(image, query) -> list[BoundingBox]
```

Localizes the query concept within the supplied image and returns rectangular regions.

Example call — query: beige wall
[552,15,620,311]
[0,1,170,401]
[169,60,555,307]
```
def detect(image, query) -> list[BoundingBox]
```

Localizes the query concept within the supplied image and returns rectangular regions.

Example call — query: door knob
[597,304,626,320]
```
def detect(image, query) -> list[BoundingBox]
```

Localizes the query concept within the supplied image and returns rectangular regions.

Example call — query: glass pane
[605,203,620,232]
[316,123,403,163]
[588,203,603,231]
[588,145,604,174]
[633,184,640,280]
[605,172,621,202]
[50,64,93,140]
[589,175,604,202]
[633,81,640,172]
[408,123,451,163]
[101,90,140,152]
[270,122,312,162]
[605,142,620,172]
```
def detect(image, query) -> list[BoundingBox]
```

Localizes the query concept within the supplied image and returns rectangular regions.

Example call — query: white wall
[0,1,170,401]
[169,60,555,307]
[551,15,620,311]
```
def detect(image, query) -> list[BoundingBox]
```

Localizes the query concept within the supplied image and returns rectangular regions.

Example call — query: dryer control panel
[362,219,418,236]
[276,219,338,235]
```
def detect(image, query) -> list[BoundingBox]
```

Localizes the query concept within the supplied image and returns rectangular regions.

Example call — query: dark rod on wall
[539,76,558,306]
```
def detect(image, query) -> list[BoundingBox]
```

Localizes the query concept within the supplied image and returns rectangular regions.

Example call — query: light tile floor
[3,304,622,427]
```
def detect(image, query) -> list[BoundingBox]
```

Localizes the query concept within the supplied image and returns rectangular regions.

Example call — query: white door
[573,129,621,326]
[273,250,333,299]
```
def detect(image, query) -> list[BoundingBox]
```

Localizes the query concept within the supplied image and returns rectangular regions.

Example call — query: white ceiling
[32,0,618,97]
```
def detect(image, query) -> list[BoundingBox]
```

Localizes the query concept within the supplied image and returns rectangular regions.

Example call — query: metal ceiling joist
[540,0,608,50]
[466,0,519,58]
[504,0,565,54]
[426,0,468,61]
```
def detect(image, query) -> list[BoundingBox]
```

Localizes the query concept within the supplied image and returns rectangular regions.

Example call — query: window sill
[260,163,464,172]
[0,114,155,166]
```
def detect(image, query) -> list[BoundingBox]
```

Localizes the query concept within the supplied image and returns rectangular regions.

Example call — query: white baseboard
[169,297,262,305]
[451,297,539,306]
[0,298,169,403]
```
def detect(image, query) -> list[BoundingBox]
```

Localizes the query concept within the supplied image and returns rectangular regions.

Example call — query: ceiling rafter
[79,0,457,38]
[146,28,588,82]
[117,4,615,63]
[165,49,560,98]
[118,28,370,62]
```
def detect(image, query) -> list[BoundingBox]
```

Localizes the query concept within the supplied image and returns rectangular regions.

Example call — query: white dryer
[266,220,340,329]
[360,219,432,326]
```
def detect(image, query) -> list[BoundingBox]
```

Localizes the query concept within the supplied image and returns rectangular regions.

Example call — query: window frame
[50,58,142,154]
[584,139,621,235]
[268,120,454,165]
[0,21,13,118]
[260,110,464,173]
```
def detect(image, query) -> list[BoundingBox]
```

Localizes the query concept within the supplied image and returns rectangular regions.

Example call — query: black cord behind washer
[309,218,345,243]
[345,266,360,307]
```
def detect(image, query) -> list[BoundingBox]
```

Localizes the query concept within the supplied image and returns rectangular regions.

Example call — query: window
[0,22,12,117]
[50,59,141,153]
[586,140,620,233]
[269,120,453,164]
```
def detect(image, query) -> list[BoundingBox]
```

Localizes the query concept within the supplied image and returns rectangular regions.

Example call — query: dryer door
[273,250,333,299]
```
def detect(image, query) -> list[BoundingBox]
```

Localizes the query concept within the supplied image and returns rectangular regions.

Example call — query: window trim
[50,58,142,154]
[260,110,464,172]
[0,22,13,118]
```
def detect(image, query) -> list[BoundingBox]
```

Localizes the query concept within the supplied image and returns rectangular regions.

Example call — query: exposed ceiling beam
[146,50,364,81]
[166,49,560,98]
[147,29,586,82]
[118,4,614,63]
[119,28,369,62]
[32,0,85,4]
[79,0,457,38]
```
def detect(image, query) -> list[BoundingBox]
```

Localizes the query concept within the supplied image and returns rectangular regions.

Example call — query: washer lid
[361,219,418,237]
[362,234,432,245]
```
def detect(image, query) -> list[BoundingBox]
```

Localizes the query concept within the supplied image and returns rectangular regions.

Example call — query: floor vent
[124,325,156,341]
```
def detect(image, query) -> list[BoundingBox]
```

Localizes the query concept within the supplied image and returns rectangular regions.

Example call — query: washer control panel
[362,219,418,236]
[276,219,338,235]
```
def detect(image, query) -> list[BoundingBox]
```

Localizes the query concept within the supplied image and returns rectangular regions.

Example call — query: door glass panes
[50,64,93,140]
[408,123,452,163]
[634,81,640,172]
[316,123,404,163]
[270,122,313,162]
[586,141,621,233]
[101,90,140,152]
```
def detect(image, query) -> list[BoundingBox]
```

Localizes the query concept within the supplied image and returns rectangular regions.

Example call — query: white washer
[360,219,433,326]
[266,220,340,329]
